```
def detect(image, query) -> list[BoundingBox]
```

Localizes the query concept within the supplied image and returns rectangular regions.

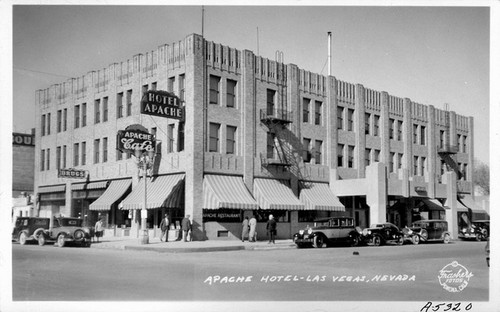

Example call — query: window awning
[72,181,109,190]
[120,174,185,210]
[38,185,66,193]
[299,183,345,211]
[203,175,259,210]
[253,178,304,210]
[89,179,132,211]
[422,199,444,211]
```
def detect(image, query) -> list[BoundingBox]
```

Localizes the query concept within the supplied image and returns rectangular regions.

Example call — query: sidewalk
[90,235,296,253]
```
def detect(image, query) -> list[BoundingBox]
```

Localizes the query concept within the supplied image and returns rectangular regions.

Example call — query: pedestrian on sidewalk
[160,213,170,242]
[241,217,249,242]
[94,218,104,243]
[266,214,277,244]
[181,215,192,242]
[249,215,257,242]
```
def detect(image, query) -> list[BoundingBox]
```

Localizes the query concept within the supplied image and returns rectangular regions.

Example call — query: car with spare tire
[292,217,362,248]
[12,217,50,245]
[38,217,92,247]
[402,220,451,244]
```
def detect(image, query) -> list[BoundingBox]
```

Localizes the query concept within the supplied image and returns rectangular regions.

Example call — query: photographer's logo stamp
[438,261,473,292]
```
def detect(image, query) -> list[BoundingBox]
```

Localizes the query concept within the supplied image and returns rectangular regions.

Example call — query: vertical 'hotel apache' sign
[141,90,184,120]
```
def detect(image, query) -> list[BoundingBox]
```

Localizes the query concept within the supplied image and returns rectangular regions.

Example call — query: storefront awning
[38,185,66,193]
[89,179,132,211]
[253,178,304,210]
[299,183,345,211]
[72,181,109,190]
[203,175,259,210]
[120,174,185,210]
[422,199,444,211]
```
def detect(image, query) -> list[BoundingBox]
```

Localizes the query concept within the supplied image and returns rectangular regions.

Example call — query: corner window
[209,76,220,105]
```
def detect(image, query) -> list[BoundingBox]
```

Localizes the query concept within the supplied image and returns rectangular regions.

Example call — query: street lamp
[134,149,155,244]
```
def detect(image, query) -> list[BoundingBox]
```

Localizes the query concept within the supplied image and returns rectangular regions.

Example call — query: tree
[473,160,489,195]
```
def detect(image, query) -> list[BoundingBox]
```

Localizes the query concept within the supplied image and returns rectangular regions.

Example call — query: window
[413,124,419,144]
[347,109,354,131]
[94,139,100,164]
[116,149,123,161]
[103,97,108,122]
[41,149,45,171]
[62,145,67,169]
[168,76,175,93]
[414,156,419,175]
[63,109,67,131]
[227,79,237,108]
[314,140,323,164]
[303,138,311,163]
[167,124,175,153]
[397,121,403,141]
[398,153,403,169]
[46,148,50,170]
[178,123,185,152]
[81,103,87,127]
[337,107,344,130]
[389,118,395,139]
[103,137,108,163]
[142,84,148,98]
[178,75,184,103]
[389,152,395,173]
[266,89,275,115]
[126,89,132,116]
[94,99,101,124]
[348,146,354,168]
[365,113,371,135]
[41,115,46,136]
[365,148,371,167]
[117,92,124,118]
[73,143,79,166]
[81,142,86,165]
[267,133,275,158]
[440,130,445,148]
[209,123,220,152]
[56,146,61,170]
[463,163,468,180]
[151,82,158,91]
[337,144,344,167]
[420,157,426,176]
[314,101,322,125]
[226,126,237,154]
[74,105,80,128]
[420,126,426,145]
[374,115,380,136]
[463,136,467,153]
[57,110,62,132]
[47,113,51,135]
[374,149,380,162]
[303,98,310,123]
[209,75,220,105]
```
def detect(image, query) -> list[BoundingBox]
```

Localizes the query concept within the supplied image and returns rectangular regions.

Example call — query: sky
[8,4,493,166]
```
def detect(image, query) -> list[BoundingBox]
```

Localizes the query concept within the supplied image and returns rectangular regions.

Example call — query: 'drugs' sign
[117,124,155,154]
[141,90,184,120]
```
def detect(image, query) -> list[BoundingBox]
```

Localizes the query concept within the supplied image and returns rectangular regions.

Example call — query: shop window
[254,210,289,223]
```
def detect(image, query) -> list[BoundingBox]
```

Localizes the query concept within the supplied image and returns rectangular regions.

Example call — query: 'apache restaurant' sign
[116,124,156,154]
[141,90,184,120]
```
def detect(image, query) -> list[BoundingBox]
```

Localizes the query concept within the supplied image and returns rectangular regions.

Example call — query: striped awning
[203,175,259,210]
[89,179,132,211]
[38,185,66,193]
[422,199,444,211]
[120,174,185,210]
[299,183,345,211]
[253,178,304,210]
[72,181,109,190]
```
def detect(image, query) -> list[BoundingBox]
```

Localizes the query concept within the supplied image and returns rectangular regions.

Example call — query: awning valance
[72,181,109,190]
[120,174,185,210]
[203,175,259,210]
[299,183,345,211]
[38,185,66,194]
[89,179,132,211]
[253,178,304,210]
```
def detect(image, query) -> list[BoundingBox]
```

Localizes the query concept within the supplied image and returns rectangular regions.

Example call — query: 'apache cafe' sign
[141,90,184,120]
[117,124,156,154]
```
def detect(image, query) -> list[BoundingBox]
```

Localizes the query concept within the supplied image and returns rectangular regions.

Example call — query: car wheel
[349,235,360,247]
[19,232,28,245]
[372,235,382,247]
[396,236,404,245]
[412,235,420,245]
[38,233,46,246]
[443,233,451,244]
[57,234,66,248]
[421,229,428,240]
[313,235,326,248]
[476,233,483,242]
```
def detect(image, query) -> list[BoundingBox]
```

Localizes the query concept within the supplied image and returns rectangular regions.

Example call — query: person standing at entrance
[241,217,249,242]
[181,215,192,242]
[249,215,257,242]
[159,213,170,242]
[94,218,104,243]
[266,214,277,244]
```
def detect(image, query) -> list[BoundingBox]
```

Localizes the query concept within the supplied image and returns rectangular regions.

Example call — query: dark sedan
[361,223,404,246]
[293,217,362,248]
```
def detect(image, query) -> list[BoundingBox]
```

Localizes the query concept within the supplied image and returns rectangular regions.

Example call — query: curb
[90,242,297,253]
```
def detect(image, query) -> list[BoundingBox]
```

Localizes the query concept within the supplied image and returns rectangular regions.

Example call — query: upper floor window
[314,140,323,164]
[227,79,237,108]
[73,143,79,167]
[168,76,175,93]
[373,115,380,136]
[126,90,132,116]
[389,118,395,139]
[63,109,67,131]
[167,124,175,153]
[41,149,45,171]
[440,130,446,148]
[46,113,51,135]
[462,135,468,153]
[397,120,403,141]
[365,113,371,135]
[226,126,237,154]
[209,75,220,105]
[420,126,426,145]
[56,147,62,170]
[103,137,108,163]
[347,145,355,168]
[81,103,87,127]
[347,109,354,131]
[94,139,100,164]
[117,92,124,118]
[303,138,311,163]
[178,75,184,103]
[74,105,80,128]
[413,124,419,144]
[266,89,275,115]
[209,123,220,152]
[337,107,344,130]
[303,98,310,123]
[337,144,344,167]
[57,110,62,132]
[266,132,275,159]
[81,141,86,165]
[365,148,371,167]
[41,114,46,136]
[94,99,101,124]
[103,97,108,122]
[314,101,322,126]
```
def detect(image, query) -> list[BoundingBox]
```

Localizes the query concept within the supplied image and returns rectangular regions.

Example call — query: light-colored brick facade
[34,33,474,240]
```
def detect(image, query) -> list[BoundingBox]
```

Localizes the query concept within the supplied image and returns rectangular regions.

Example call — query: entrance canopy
[421,199,444,210]
[299,183,345,211]
[89,179,131,211]
[203,175,259,210]
[120,174,184,210]
[253,178,304,210]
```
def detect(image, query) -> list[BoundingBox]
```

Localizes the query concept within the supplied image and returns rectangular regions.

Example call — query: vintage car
[361,223,404,246]
[38,217,92,247]
[402,220,451,244]
[12,217,50,245]
[293,217,362,248]
[458,220,490,241]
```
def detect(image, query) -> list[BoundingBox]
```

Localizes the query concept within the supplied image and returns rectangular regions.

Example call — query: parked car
[402,220,451,244]
[361,223,404,246]
[293,217,362,248]
[485,238,490,267]
[458,220,490,241]
[38,217,92,247]
[12,217,50,245]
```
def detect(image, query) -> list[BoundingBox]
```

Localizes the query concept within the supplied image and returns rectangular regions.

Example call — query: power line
[14,66,73,79]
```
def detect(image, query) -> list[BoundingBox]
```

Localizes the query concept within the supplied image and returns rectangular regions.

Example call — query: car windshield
[58,218,83,227]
